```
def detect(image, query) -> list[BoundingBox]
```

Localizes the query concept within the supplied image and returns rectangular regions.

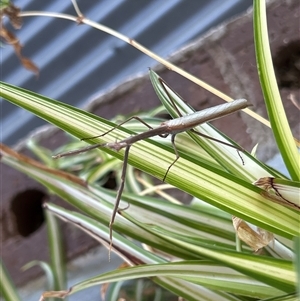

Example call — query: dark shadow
[10,189,46,237]
[273,40,300,88]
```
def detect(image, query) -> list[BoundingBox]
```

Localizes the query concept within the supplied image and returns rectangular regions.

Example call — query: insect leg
[82,116,154,141]
[109,144,131,252]
[190,129,245,164]
[163,133,179,181]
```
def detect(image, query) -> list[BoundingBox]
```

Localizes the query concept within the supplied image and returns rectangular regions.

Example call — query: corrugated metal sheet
[1,0,253,145]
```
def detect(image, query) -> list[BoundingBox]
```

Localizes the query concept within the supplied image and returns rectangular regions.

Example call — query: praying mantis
[53,73,251,249]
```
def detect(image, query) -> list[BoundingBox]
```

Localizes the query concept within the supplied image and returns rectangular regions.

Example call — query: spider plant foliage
[1,68,299,300]
[0,0,299,300]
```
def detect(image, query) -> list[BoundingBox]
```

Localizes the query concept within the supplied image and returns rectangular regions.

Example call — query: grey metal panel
[1,0,253,145]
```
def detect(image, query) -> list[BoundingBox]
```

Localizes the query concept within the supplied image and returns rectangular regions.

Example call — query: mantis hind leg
[191,129,245,164]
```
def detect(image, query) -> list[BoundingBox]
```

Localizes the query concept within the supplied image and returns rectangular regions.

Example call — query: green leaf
[253,0,300,180]
[66,261,284,299]
[127,214,296,292]
[22,261,55,291]
[45,210,66,291]
[0,259,22,301]
[1,68,299,301]
[43,203,284,300]
[0,79,299,238]
[295,237,300,296]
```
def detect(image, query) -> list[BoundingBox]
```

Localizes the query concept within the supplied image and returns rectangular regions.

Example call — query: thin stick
[19,9,272,130]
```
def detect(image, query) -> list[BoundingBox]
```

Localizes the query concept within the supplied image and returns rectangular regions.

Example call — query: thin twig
[18,9,273,130]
